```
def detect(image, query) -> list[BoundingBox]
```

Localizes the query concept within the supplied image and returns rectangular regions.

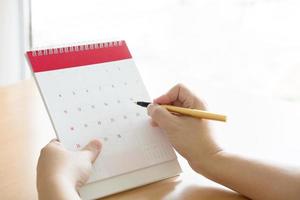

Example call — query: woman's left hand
[37,139,102,200]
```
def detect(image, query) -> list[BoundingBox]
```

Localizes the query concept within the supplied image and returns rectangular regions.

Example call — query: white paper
[35,58,177,182]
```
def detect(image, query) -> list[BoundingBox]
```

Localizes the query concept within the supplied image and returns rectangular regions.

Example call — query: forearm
[37,176,81,200]
[192,151,300,200]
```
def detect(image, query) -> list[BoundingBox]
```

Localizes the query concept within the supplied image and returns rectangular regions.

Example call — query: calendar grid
[27,41,177,183]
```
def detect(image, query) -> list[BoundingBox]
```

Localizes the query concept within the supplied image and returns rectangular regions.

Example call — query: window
[28,0,300,101]
[0,0,30,85]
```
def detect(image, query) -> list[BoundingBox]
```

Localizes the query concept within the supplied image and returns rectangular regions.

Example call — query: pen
[135,101,226,122]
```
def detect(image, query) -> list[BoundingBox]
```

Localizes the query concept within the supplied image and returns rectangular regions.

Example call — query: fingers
[150,119,158,127]
[153,85,180,105]
[48,138,61,146]
[81,139,102,163]
[49,138,58,143]
[154,83,188,103]
[147,104,178,130]
[42,139,60,151]
[154,83,205,109]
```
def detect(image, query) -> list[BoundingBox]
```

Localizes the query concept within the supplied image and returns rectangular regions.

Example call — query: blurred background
[1,1,300,199]
[1,0,299,102]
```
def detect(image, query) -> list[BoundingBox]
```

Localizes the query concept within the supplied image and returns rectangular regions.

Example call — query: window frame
[20,0,32,79]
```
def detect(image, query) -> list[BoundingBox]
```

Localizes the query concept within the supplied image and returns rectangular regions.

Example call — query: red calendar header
[27,40,132,73]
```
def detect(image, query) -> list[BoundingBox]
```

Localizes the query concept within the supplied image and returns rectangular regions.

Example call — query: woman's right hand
[149,84,300,200]
[147,84,222,172]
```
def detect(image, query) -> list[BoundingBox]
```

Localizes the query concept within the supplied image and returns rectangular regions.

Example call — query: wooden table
[1,79,299,200]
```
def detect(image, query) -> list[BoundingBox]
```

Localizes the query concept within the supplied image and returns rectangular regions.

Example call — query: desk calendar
[26,40,181,199]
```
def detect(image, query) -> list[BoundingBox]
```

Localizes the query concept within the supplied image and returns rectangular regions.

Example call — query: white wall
[0,0,25,86]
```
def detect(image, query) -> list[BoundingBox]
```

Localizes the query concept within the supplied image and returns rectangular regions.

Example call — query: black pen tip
[135,101,151,107]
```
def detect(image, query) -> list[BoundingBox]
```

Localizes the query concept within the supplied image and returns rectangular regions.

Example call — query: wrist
[188,148,225,174]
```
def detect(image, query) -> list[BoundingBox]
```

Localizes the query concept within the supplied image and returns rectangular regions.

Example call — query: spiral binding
[31,40,123,56]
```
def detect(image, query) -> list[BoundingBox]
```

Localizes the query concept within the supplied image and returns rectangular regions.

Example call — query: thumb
[147,104,178,130]
[81,139,102,163]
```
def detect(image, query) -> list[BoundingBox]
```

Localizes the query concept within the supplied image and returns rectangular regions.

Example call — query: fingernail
[147,103,155,116]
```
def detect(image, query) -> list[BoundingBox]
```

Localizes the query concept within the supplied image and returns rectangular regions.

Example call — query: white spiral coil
[31,40,123,56]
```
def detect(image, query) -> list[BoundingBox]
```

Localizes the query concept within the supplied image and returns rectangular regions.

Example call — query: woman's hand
[147,84,222,171]
[37,139,102,200]
[148,84,300,200]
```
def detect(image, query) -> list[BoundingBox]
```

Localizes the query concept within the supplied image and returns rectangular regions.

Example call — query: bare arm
[192,151,300,200]
[148,84,300,200]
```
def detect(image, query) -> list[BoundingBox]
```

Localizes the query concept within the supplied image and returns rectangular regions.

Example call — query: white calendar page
[27,41,178,184]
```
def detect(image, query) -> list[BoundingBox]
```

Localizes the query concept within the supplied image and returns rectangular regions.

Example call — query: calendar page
[27,41,177,182]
